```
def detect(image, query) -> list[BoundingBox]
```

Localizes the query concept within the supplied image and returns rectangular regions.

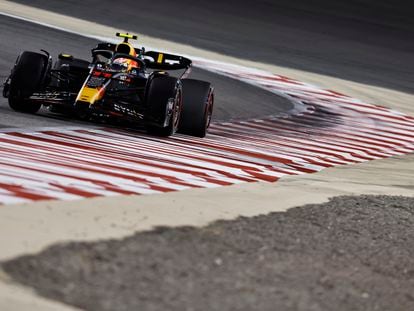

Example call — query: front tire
[145,75,182,137]
[8,51,48,113]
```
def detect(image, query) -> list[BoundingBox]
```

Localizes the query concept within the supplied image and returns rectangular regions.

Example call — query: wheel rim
[205,92,214,129]
[172,89,182,132]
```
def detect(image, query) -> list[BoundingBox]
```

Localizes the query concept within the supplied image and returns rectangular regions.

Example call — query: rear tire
[179,79,214,138]
[145,75,182,137]
[8,51,48,113]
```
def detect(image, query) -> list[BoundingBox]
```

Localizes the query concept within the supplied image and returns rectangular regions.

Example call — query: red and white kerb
[0,60,413,204]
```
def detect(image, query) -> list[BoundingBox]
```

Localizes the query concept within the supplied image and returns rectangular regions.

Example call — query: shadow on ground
[3,195,414,311]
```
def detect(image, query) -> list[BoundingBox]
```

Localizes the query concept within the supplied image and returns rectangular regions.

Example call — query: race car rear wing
[91,43,192,71]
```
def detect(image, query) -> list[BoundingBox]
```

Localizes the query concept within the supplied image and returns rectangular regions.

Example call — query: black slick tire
[8,51,48,113]
[145,75,182,137]
[179,79,214,138]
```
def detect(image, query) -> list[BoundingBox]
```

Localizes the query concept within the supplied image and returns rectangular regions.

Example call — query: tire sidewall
[8,51,48,113]
[179,79,214,138]
[145,74,182,136]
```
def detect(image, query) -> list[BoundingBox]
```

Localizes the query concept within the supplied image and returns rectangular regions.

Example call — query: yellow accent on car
[76,87,104,105]
[116,33,138,40]
[157,53,164,64]
[61,54,72,58]
[115,42,136,56]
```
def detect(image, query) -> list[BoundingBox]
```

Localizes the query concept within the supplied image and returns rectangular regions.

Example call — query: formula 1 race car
[2,33,214,137]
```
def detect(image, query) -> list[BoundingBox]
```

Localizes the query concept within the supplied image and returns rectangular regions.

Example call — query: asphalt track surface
[12,0,414,94]
[1,1,414,310]
[0,14,291,128]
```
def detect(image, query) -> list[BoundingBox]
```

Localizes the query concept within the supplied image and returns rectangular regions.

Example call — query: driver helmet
[115,42,136,57]
[112,57,139,72]
[113,42,139,72]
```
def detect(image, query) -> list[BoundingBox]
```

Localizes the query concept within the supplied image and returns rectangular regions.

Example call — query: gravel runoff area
[3,195,414,311]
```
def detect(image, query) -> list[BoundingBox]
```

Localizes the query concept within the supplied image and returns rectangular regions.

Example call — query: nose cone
[76,86,105,105]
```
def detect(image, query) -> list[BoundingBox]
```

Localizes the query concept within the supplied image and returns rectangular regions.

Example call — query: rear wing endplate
[143,51,192,70]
